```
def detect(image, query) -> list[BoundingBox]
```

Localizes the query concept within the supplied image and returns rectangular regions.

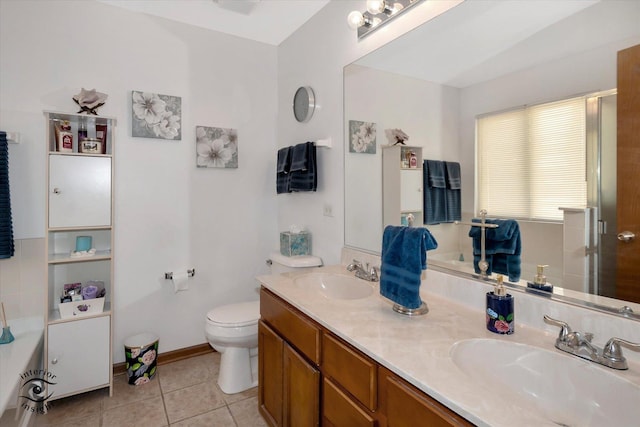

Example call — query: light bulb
[347,10,364,29]
[366,0,386,15]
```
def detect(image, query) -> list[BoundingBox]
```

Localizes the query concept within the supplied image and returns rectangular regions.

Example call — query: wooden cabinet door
[259,320,284,427]
[47,316,110,398]
[49,155,112,228]
[283,343,320,427]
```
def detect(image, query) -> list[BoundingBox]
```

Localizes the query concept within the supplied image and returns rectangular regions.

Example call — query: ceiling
[98,0,330,46]
[356,0,640,88]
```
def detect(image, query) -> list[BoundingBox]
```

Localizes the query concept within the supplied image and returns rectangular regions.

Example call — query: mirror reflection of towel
[380,226,438,309]
[423,160,461,224]
[469,219,521,281]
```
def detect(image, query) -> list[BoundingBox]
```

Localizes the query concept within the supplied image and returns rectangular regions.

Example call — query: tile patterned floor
[33,352,267,427]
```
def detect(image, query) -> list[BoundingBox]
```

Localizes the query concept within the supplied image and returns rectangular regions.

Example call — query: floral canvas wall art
[349,120,376,154]
[196,126,238,168]
[132,91,182,140]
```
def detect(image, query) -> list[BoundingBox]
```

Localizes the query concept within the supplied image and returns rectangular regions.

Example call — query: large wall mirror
[344,1,640,312]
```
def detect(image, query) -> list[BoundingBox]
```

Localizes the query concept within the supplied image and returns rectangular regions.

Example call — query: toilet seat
[207,300,260,328]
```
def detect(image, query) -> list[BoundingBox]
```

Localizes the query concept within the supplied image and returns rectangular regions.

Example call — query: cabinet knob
[52,188,61,194]
[51,358,58,364]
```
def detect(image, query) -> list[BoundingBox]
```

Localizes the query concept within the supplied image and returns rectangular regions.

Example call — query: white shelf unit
[44,111,116,399]
[382,145,424,227]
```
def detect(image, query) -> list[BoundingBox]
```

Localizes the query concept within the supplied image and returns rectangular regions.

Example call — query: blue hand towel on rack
[444,161,461,222]
[380,225,438,309]
[469,219,521,281]
[276,146,292,194]
[289,141,317,192]
[423,160,447,224]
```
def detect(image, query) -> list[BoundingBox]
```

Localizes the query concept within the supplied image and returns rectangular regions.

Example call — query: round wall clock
[293,86,315,123]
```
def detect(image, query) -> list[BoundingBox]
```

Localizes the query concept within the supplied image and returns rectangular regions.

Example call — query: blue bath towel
[444,161,461,190]
[380,226,438,309]
[426,160,446,188]
[277,146,291,173]
[469,219,521,281]
[276,147,292,194]
[289,142,317,192]
[423,160,447,224]
[444,161,461,222]
[290,142,310,172]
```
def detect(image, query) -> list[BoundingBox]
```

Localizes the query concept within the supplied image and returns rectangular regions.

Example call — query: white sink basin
[294,273,374,300]
[450,338,640,426]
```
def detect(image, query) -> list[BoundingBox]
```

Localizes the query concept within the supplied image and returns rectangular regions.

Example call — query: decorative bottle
[486,275,514,334]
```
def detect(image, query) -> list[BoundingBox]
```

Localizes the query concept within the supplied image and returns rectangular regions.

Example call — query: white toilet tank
[268,252,322,274]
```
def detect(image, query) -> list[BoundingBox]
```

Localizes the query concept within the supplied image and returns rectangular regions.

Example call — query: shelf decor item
[280,230,311,256]
[132,91,182,140]
[73,88,108,115]
[196,126,238,168]
[385,128,409,146]
[58,297,105,319]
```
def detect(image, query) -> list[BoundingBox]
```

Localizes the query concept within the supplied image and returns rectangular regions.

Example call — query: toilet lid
[207,300,260,327]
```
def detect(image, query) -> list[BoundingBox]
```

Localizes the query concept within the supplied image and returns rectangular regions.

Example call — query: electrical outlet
[323,204,333,217]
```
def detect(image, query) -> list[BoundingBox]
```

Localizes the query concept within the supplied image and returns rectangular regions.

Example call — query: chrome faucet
[544,315,640,370]
[347,259,379,282]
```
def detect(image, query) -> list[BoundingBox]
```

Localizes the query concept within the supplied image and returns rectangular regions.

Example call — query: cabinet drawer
[323,378,376,427]
[260,288,321,364]
[381,367,473,427]
[322,333,377,411]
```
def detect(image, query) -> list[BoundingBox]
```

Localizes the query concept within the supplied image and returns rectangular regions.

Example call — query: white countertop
[257,265,640,427]
[0,317,44,416]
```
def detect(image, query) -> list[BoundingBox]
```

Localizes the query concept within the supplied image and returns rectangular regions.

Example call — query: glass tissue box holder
[280,231,311,257]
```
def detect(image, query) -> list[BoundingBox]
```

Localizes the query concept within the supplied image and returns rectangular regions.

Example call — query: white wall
[0,0,463,363]
[344,64,460,253]
[1,0,278,362]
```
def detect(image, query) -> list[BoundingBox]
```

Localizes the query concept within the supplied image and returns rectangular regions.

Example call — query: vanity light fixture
[348,0,425,40]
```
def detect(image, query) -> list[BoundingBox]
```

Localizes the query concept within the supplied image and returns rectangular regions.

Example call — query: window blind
[477,97,587,221]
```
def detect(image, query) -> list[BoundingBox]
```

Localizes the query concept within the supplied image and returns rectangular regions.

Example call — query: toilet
[205,252,322,394]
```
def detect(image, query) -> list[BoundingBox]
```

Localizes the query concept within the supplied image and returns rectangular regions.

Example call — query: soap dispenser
[486,275,514,335]
[527,264,553,293]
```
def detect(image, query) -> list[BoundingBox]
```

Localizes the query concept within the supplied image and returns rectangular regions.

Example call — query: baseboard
[113,343,214,376]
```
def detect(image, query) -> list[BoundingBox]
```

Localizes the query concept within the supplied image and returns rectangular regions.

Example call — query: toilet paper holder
[165,269,195,280]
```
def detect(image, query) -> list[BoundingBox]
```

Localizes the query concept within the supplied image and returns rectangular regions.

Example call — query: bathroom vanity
[259,286,469,426]
[257,263,640,427]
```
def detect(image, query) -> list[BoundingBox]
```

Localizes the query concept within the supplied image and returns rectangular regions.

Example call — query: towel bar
[4,132,20,144]
[165,269,195,280]
[315,137,332,148]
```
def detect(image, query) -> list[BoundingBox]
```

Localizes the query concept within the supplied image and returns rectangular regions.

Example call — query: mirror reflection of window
[476,96,587,221]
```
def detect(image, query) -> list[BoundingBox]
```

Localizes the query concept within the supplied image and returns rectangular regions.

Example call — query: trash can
[124,332,159,385]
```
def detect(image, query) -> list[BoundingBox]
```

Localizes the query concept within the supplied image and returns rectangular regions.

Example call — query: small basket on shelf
[58,297,105,319]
